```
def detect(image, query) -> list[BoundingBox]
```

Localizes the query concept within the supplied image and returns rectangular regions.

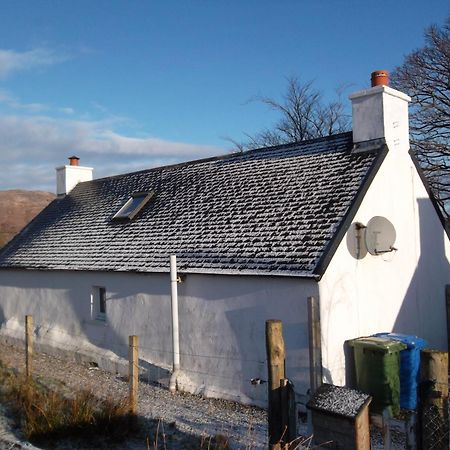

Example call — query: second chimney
[69,155,80,166]
[56,156,93,197]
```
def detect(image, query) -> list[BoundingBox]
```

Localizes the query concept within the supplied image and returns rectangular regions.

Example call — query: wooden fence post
[308,296,322,395]
[419,349,448,450]
[128,335,139,417]
[280,378,289,444]
[280,378,297,444]
[25,315,33,378]
[266,320,286,450]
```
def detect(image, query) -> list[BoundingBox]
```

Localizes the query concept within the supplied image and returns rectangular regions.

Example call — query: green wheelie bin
[349,336,406,416]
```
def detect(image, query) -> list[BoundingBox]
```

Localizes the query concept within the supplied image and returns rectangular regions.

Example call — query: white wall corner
[56,165,94,196]
[350,85,411,149]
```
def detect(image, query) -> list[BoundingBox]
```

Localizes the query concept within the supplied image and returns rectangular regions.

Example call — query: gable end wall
[318,145,450,386]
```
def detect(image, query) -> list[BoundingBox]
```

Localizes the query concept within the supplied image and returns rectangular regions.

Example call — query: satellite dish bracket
[374,245,398,255]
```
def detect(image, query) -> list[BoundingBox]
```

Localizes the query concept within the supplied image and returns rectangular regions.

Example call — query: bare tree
[237,77,350,151]
[391,15,450,218]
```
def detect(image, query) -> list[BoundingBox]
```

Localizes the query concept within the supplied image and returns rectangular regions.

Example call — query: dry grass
[0,360,130,445]
[147,426,232,450]
[0,358,317,449]
[145,418,318,450]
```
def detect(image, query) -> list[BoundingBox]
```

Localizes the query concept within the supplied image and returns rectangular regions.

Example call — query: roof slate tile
[0,132,382,276]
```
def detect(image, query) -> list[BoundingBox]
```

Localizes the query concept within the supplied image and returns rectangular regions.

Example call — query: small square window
[99,287,106,314]
[91,286,107,321]
[112,191,155,221]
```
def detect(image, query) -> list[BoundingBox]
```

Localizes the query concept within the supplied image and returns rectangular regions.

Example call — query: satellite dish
[365,216,397,255]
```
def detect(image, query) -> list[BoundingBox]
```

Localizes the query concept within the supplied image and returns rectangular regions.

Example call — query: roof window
[112,191,155,221]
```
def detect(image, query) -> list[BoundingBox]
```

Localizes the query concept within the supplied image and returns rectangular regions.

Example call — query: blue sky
[0,1,448,192]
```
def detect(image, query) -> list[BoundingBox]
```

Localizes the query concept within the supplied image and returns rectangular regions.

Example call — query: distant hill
[0,190,55,247]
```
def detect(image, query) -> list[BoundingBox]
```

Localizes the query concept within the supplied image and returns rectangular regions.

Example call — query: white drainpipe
[169,255,180,392]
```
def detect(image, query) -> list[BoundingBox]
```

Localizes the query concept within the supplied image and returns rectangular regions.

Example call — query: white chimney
[350,70,411,150]
[56,156,93,197]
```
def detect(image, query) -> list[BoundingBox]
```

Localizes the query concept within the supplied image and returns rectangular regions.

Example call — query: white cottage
[0,72,449,407]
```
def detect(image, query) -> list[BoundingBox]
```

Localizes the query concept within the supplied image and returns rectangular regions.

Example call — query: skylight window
[112,191,155,221]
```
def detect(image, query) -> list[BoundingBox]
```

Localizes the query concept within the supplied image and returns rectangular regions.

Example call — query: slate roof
[0,132,387,277]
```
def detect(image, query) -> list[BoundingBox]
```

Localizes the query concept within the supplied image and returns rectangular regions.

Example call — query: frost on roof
[0,132,384,276]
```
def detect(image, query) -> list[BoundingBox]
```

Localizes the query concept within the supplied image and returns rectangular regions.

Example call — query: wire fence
[0,321,267,367]
[5,316,450,449]
[0,327,271,449]
[0,319,272,405]
[419,378,450,450]
[421,403,449,450]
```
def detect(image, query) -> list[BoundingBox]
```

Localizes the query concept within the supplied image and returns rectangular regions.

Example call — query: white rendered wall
[0,269,317,406]
[318,144,450,386]
[176,274,317,404]
[0,270,173,376]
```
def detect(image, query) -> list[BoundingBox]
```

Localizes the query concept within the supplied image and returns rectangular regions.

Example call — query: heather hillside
[0,190,55,247]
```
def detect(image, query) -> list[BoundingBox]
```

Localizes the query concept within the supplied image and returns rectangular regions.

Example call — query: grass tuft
[0,359,317,449]
[0,360,131,445]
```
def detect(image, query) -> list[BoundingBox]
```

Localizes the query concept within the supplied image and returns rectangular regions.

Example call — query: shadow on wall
[0,269,318,405]
[175,274,318,405]
[225,306,269,404]
[341,198,450,385]
[346,222,368,260]
[393,198,449,349]
[0,272,174,382]
[226,306,310,405]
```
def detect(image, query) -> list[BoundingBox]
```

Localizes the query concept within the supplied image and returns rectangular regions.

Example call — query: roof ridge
[90,131,354,185]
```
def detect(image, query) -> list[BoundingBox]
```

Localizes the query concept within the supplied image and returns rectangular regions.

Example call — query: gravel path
[0,342,268,449]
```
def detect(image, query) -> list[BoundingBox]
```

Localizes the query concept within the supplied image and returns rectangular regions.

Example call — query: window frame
[91,286,107,322]
[112,191,155,221]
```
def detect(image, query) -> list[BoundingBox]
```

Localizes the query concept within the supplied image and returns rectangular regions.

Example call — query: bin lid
[349,336,407,353]
[373,332,427,349]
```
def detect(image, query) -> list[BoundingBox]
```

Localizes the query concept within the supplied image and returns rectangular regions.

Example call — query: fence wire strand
[7,316,450,448]
[0,320,268,387]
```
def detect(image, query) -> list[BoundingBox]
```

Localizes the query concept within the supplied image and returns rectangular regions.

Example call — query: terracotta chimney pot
[371,70,389,87]
[68,156,80,166]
